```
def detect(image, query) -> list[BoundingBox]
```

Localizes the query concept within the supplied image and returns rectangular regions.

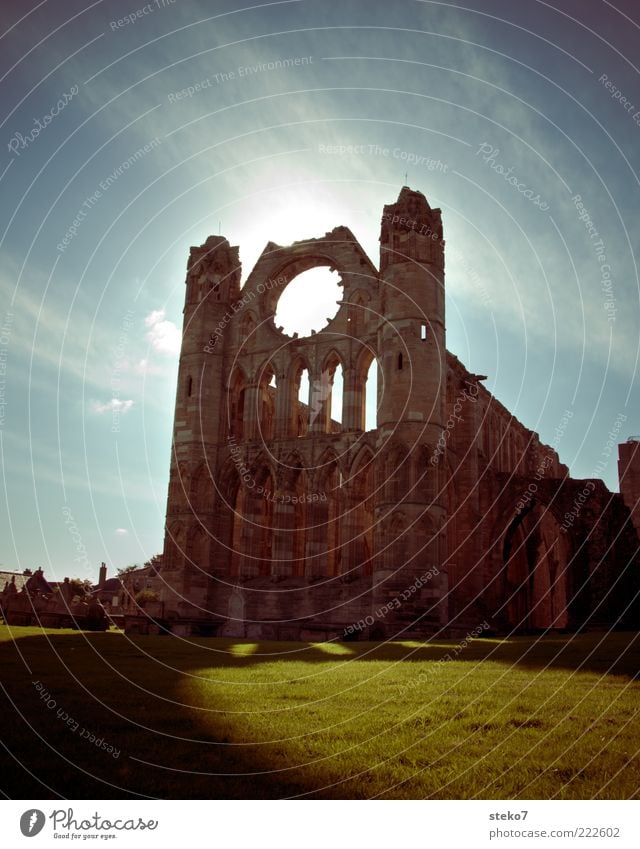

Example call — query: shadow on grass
[1,628,638,799]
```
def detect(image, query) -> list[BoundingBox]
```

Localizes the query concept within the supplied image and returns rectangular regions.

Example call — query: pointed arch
[379,510,408,571]
[272,452,308,578]
[349,444,375,482]
[231,458,275,578]
[316,447,343,486]
[240,311,257,349]
[352,346,377,431]
[318,349,345,432]
[190,462,213,512]
[413,445,438,504]
[280,449,307,488]
[288,355,312,437]
[255,358,276,441]
[500,500,571,631]
[188,525,209,572]
[227,366,247,440]
[303,449,342,578]
[384,442,410,502]
[287,352,313,381]
[321,348,346,375]
[163,521,186,571]
[346,445,375,577]
[217,455,241,504]
[347,288,371,337]
[412,512,442,575]
[252,453,276,490]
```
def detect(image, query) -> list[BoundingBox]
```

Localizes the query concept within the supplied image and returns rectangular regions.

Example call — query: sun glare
[239,190,348,272]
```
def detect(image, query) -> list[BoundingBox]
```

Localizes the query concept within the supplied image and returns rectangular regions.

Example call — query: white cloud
[145,309,181,355]
[114,528,128,536]
[134,357,163,375]
[91,398,134,415]
[0,259,174,406]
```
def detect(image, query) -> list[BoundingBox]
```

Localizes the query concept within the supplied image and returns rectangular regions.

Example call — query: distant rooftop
[0,571,30,592]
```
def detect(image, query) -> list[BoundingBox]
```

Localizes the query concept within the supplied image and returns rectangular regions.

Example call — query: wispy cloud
[90,398,134,415]
[145,308,180,354]
[0,255,179,402]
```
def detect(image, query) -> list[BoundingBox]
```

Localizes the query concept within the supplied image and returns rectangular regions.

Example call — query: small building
[0,569,31,597]
[91,562,123,614]
[0,566,108,631]
[119,562,163,613]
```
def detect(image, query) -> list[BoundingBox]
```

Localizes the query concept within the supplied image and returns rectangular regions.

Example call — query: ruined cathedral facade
[143,187,639,639]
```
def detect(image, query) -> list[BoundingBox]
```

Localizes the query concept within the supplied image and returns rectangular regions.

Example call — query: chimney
[98,562,107,588]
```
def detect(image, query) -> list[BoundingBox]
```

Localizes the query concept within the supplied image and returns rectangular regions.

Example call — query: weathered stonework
[134,187,639,639]
[619,439,640,539]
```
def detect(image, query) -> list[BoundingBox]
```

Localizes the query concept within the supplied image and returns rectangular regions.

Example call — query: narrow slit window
[398,352,403,370]
[187,376,193,397]
[421,324,428,341]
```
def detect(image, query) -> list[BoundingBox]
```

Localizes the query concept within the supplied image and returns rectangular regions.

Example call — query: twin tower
[155,187,451,638]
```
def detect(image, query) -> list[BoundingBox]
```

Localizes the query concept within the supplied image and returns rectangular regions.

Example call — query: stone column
[274,372,290,438]
[242,382,260,442]
[308,369,331,434]
[305,498,329,579]
[271,498,296,578]
[342,366,362,430]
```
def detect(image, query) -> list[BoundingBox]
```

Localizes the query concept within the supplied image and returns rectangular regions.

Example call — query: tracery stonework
[133,187,640,639]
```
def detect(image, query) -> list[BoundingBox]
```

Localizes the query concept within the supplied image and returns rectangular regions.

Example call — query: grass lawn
[1,625,639,799]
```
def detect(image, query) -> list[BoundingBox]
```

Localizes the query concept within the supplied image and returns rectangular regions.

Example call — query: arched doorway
[502,502,570,630]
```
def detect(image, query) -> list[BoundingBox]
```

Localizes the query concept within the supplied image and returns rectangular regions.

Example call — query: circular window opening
[274,267,342,337]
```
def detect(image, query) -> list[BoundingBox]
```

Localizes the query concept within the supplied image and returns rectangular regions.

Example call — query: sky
[0,0,638,582]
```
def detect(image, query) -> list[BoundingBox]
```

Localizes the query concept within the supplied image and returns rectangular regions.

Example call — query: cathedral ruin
[129,186,640,639]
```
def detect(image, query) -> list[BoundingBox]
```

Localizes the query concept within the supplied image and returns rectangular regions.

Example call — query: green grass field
[1,625,639,799]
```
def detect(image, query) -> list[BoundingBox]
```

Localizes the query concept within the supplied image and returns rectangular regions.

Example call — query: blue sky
[0,0,638,581]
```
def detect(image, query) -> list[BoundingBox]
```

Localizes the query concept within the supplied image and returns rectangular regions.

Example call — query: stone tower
[618,438,640,537]
[373,187,449,631]
[161,236,241,618]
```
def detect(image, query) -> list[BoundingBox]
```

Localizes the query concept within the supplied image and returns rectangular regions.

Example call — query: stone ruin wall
[131,187,639,639]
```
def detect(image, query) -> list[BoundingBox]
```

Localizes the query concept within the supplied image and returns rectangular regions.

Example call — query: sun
[238,186,352,276]
[233,185,356,339]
